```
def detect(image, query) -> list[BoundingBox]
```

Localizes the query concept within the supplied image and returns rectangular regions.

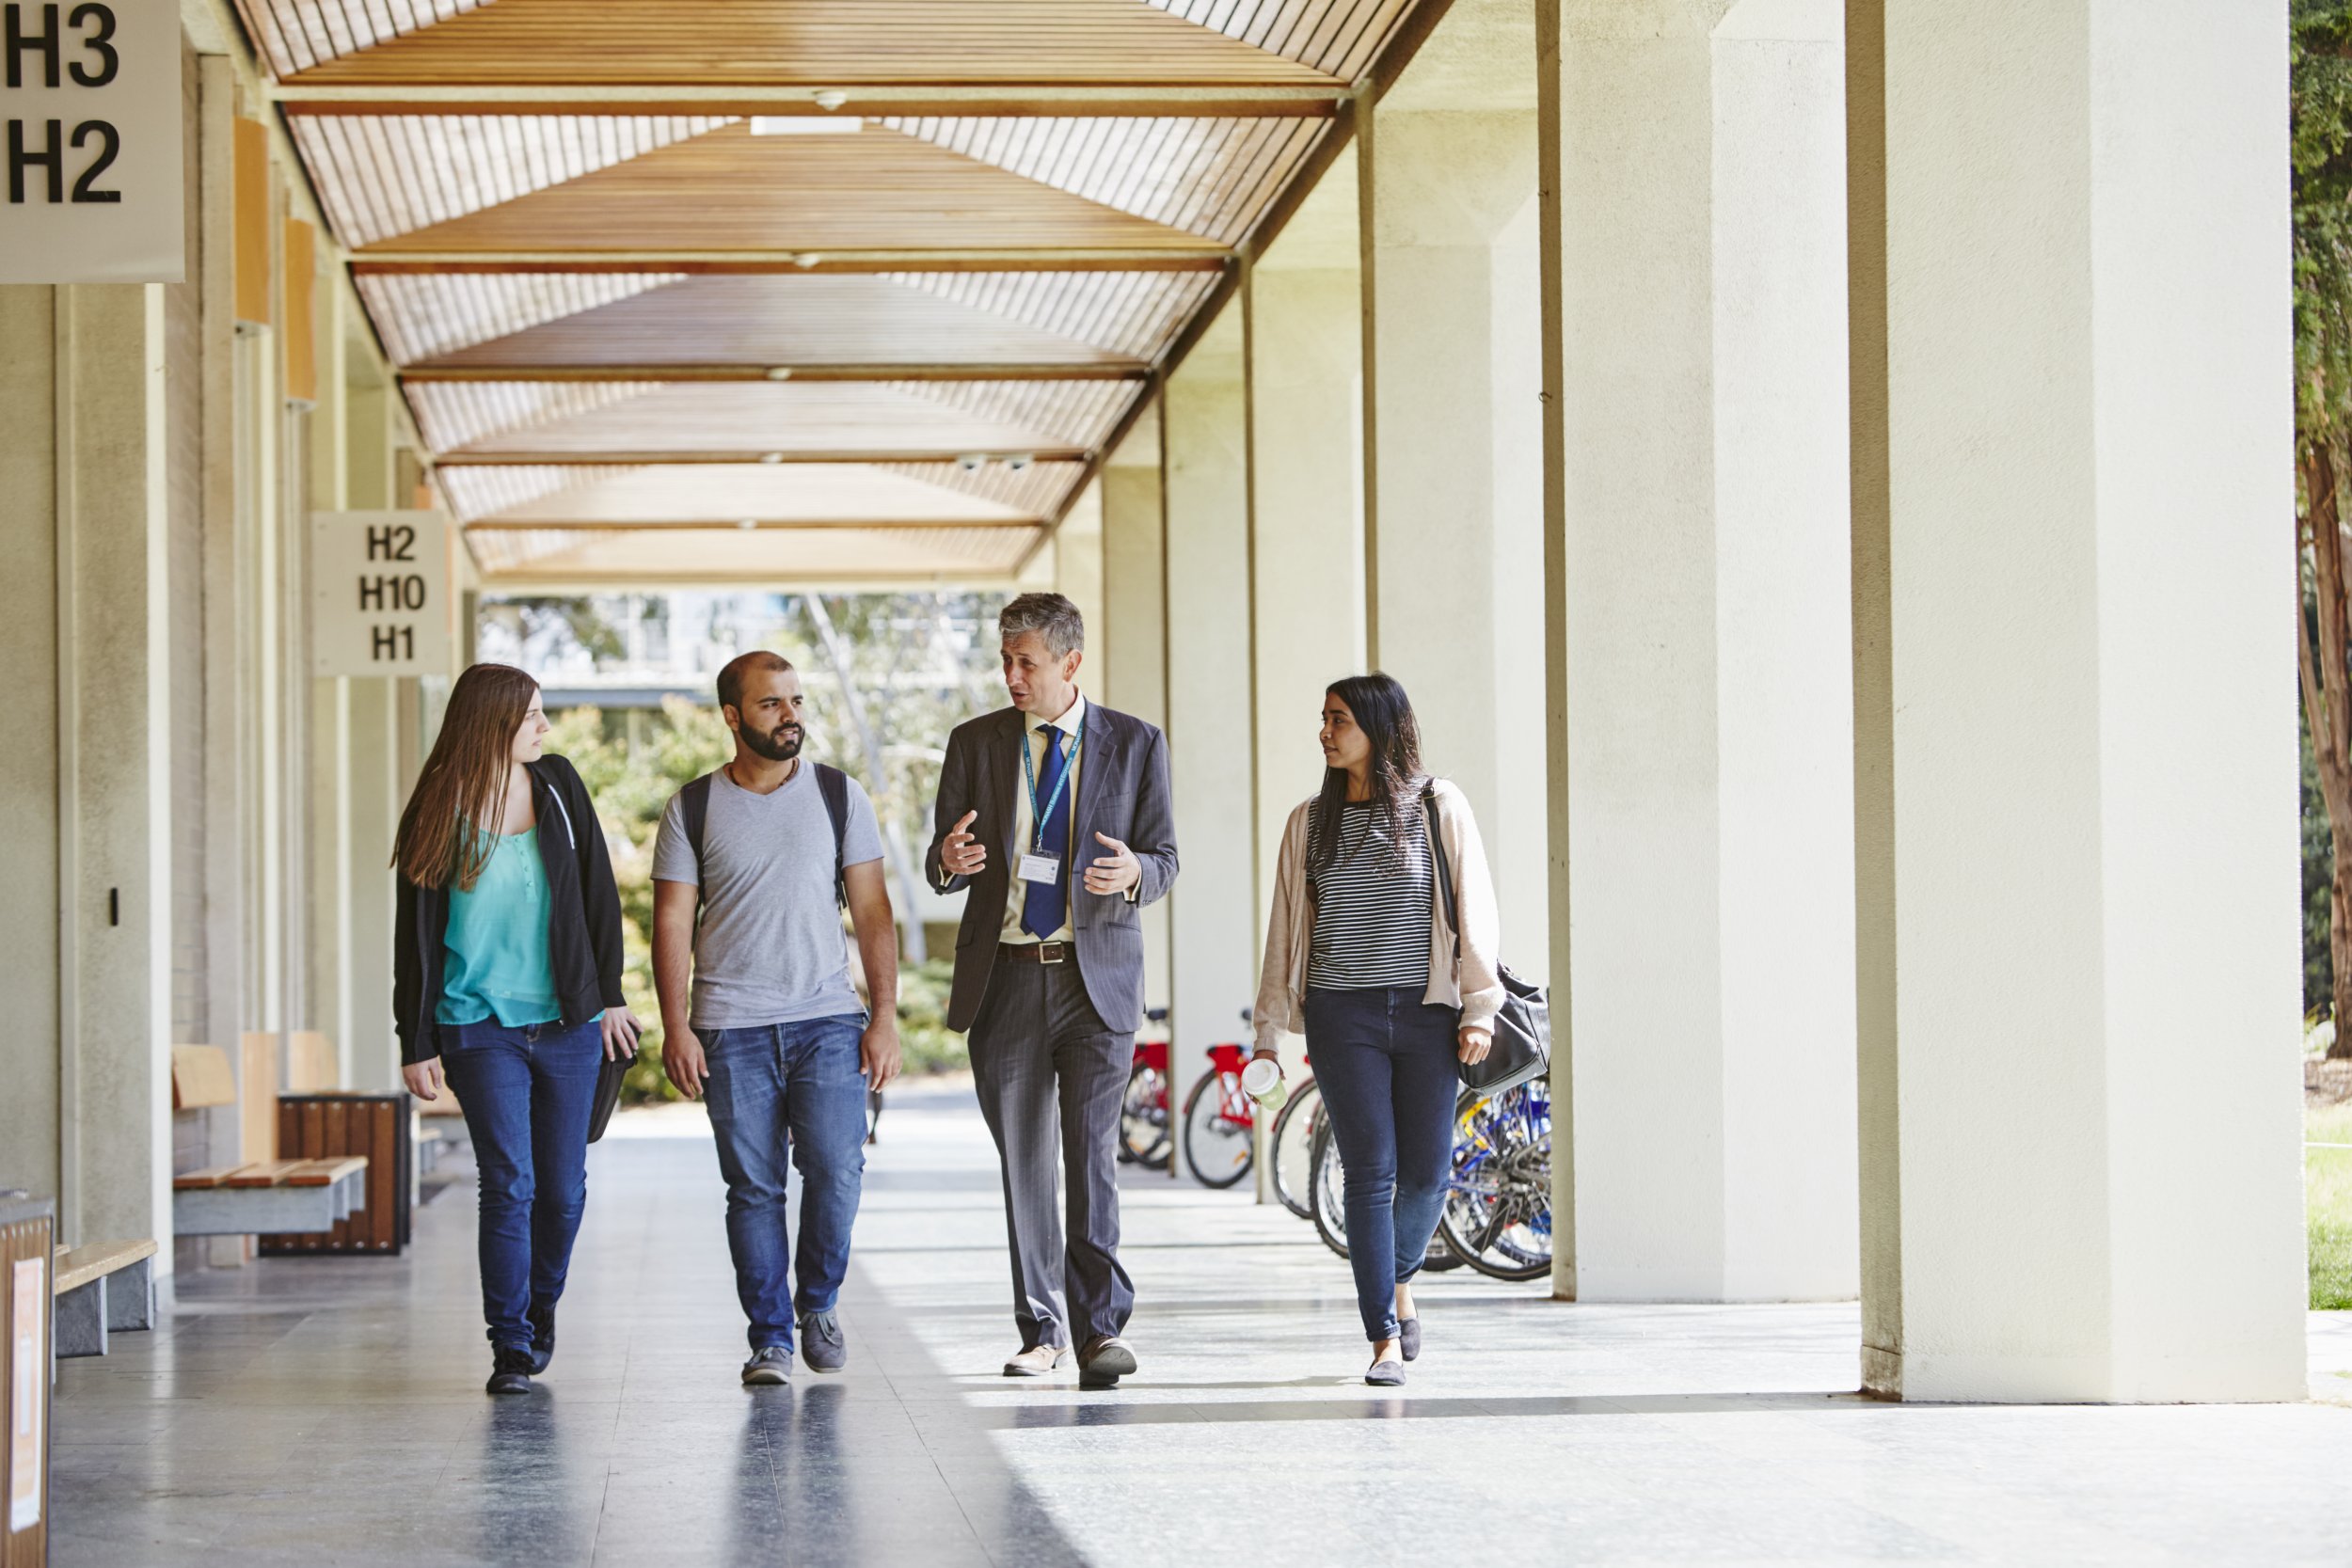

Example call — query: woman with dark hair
[1250,673,1502,1386]
[393,662,641,1396]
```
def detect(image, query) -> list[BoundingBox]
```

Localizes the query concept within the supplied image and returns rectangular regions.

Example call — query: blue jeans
[439,1016,605,1352]
[702,1016,870,1351]
[1303,986,1460,1342]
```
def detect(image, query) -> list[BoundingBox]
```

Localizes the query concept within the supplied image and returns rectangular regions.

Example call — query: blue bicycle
[1434,1076,1553,1281]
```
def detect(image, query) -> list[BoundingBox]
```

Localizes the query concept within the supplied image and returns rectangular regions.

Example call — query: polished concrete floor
[51,1079,2352,1567]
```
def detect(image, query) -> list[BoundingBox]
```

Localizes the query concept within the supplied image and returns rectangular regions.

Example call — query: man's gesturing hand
[1084,832,1141,895]
[941,809,988,878]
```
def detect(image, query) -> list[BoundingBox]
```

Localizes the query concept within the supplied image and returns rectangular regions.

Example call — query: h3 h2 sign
[0,0,183,283]
[311,512,453,678]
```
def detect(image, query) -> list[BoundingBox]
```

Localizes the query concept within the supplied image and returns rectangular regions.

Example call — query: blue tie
[1022,724,1072,939]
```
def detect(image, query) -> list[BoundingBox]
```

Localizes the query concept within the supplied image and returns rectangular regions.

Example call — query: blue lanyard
[1019,705,1086,853]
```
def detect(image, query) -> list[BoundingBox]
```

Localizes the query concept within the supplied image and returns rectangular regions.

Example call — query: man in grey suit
[926,592,1178,1389]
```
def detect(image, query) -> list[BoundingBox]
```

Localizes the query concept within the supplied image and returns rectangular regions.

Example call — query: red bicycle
[1180,1010,1261,1189]
[1118,1007,1173,1171]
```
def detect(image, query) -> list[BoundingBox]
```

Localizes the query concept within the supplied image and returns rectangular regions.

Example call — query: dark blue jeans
[440,1016,605,1352]
[1303,986,1460,1343]
[702,1016,870,1351]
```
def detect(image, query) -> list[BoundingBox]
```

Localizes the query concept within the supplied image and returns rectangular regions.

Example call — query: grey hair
[998,592,1086,658]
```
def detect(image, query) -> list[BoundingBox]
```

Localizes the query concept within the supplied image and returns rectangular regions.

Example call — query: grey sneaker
[798,1310,847,1374]
[741,1346,793,1386]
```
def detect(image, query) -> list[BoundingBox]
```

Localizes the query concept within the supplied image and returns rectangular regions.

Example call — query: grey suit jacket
[924,702,1178,1035]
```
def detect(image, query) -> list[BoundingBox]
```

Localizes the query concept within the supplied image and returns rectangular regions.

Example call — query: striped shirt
[1306,799,1434,990]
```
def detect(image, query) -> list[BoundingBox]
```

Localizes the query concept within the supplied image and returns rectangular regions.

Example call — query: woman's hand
[403,1057,446,1102]
[601,1006,644,1062]
[1456,1026,1492,1067]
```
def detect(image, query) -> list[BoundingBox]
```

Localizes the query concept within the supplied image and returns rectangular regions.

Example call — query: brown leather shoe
[1002,1343,1070,1377]
[1077,1335,1136,1390]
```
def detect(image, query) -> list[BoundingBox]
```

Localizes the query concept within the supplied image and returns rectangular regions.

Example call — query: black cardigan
[393,753,627,1066]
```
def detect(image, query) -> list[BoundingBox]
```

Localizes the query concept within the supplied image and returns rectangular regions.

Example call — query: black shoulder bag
[1422,784,1551,1096]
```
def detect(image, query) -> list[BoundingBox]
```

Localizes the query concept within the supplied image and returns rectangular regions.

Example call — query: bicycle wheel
[1269,1077,1320,1220]
[1181,1068,1254,1189]
[1309,1120,1349,1258]
[1120,1059,1170,1171]
[1437,1077,1553,1282]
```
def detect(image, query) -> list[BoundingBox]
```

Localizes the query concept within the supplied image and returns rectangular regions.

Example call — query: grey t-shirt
[652,764,886,1030]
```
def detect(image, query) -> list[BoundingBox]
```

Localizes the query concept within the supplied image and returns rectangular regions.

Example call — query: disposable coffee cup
[1241,1055,1288,1110]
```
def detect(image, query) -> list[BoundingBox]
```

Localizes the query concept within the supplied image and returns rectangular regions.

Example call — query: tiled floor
[50,1079,2352,1566]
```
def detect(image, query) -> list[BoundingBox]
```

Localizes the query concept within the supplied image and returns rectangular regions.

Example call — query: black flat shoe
[1365,1359,1406,1387]
[1399,1318,1422,1363]
[486,1347,535,1396]
[526,1302,556,1375]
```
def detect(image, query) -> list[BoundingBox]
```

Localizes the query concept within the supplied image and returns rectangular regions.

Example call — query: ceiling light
[760,451,785,465]
[1006,452,1035,472]
[738,518,760,531]
[955,453,986,473]
[750,115,861,135]
[767,367,794,381]
[813,90,849,112]
[793,253,820,270]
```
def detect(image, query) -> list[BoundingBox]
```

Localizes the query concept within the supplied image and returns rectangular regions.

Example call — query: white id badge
[1017,851,1062,886]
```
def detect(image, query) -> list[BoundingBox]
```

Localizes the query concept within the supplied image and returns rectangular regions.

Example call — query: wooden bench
[52,1237,157,1358]
[172,1158,370,1238]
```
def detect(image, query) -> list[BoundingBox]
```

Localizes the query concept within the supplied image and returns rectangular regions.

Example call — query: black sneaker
[485,1347,535,1397]
[741,1346,793,1386]
[526,1302,557,1375]
[798,1310,847,1374]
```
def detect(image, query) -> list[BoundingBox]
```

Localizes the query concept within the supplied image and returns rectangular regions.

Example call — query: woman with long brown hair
[393,662,640,1396]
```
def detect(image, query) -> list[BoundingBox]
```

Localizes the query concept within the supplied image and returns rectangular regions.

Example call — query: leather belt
[998,941,1073,965]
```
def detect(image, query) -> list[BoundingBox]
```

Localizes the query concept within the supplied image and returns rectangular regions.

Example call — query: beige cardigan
[1251,778,1503,1053]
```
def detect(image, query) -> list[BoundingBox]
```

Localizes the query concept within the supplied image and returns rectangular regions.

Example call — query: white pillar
[1099,415,1171,1020]
[1055,476,1104,640]
[1364,106,1549,984]
[1546,0,1857,1303]
[1161,305,1256,1148]
[1848,1,2302,1401]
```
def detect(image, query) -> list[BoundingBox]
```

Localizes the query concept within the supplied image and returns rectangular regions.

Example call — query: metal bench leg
[105,1256,153,1332]
[56,1278,107,1357]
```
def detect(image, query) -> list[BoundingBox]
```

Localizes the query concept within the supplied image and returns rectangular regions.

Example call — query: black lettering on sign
[69,118,114,202]
[4,5,59,90]
[8,118,60,204]
[65,2,111,87]
[357,574,427,612]
[371,626,413,663]
[365,525,417,562]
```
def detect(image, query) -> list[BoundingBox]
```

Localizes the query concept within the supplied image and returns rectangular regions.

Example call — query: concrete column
[1543,0,1857,1304]
[1247,212,1367,1126]
[1161,305,1255,1147]
[1055,478,1104,643]
[1100,413,1171,1020]
[1363,105,1549,983]
[1847,2,2303,1402]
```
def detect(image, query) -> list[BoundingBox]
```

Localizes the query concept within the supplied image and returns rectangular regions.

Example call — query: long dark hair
[1311,673,1424,876]
[392,662,539,891]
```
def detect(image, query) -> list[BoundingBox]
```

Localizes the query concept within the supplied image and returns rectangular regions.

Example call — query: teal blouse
[436,826,563,1028]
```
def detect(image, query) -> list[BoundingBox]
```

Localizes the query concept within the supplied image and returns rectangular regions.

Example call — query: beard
[740,722,803,763]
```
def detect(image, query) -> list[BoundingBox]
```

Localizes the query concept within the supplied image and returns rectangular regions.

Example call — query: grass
[2310,1101,2352,1308]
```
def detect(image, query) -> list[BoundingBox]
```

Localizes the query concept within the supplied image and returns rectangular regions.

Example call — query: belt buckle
[1040,942,1066,965]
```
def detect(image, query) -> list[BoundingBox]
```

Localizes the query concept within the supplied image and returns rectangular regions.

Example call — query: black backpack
[679,763,853,912]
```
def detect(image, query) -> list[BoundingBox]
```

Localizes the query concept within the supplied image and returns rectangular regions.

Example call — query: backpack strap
[813,763,850,910]
[680,771,716,923]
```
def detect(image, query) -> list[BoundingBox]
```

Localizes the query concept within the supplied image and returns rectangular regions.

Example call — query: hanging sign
[311,511,453,676]
[0,0,184,282]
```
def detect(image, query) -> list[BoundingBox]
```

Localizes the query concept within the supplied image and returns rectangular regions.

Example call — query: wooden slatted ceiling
[236,0,486,77]
[391,274,1173,372]
[266,0,1341,86]
[355,271,683,363]
[881,116,1323,245]
[1143,0,1412,80]
[437,461,1085,526]
[465,524,1041,583]
[291,114,732,249]
[411,380,1132,458]
[357,122,1210,257]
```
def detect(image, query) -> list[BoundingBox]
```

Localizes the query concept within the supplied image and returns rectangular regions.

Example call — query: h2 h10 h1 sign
[311,511,454,677]
[0,0,183,282]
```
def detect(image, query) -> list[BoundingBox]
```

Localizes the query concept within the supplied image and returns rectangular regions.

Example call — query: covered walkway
[51,1085,2352,1567]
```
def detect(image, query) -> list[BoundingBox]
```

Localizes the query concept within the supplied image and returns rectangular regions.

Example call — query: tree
[2295,0,2352,1051]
